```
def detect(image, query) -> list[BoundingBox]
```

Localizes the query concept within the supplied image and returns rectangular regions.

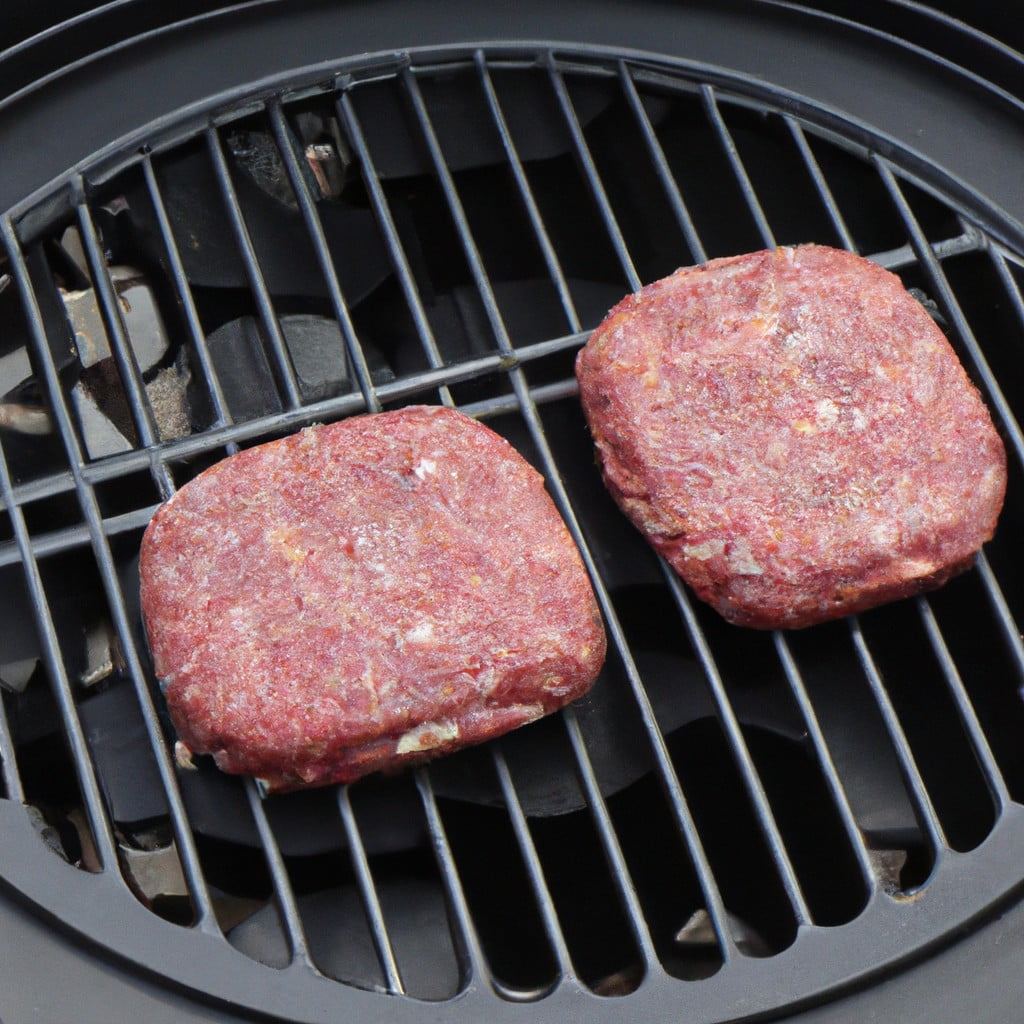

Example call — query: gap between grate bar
[266,100,380,414]
[476,51,583,333]
[982,245,1024,466]
[490,743,577,984]
[414,767,490,988]
[848,618,947,858]
[699,85,777,250]
[243,778,318,974]
[141,154,235,434]
[771,631,876,887]
[660,568,812,924]
[974,552,1024,688]
[545,54,641,293]
[915,596,1011,811]
[2,213,221,930]
[203,126,304,411]
[336,785,406,994]
[334,92,454,407]
[782,117,857,252]
[618,61,707,265]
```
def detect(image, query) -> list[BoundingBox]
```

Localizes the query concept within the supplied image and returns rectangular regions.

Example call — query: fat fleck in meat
[575,245,1007,629]
[140,405,606,791]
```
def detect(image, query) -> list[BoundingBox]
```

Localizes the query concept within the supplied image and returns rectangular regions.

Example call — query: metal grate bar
[915,596,1010,811]
[491,744,577,981]
[848,618,947,856]
[1,215,120,870]
[984,245,1024,465]
[414,767,490,985]
[47,450,221,925]
[975,551,1024,685]
[335,92,454,406]
[561,705,660,968]
[141,154,235,434]
[243,779,318,972]
[699,85,777,250]
[0,503,158,570]
[0,324,591,523]
[661,568,812,924]
[772,631,875,886]
[73,185,167,479]
[346,67,715,957]
[476,51,583,332]
[618,61,708,264]
[336,785,406,994]
[347,72,686,968]
[405,62,748,940]
[782,117,857,251]
[546,55,641,292]
[3,215,220,927]
[0,643,25,802]
[503,371,736,961]
[203,126,304,410]
[400,66,517,358]
[874,161,1024,469]
[266,100,381,413]
[868,229,985,273]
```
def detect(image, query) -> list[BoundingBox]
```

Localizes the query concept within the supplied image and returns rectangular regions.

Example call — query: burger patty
[575,245,1007,629]
[140,405,606,791]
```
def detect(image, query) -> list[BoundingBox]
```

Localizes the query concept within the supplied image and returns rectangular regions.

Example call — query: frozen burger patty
[575,245,1006,629]
[140,405,606,791]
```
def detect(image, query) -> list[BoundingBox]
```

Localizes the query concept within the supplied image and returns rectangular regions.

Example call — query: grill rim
[2,16,1024,1024]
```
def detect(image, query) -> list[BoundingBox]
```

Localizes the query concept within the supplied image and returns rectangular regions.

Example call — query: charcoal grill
[1,2,1024,1021]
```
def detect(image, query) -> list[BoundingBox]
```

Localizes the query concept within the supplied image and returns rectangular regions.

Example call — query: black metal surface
[1,3,1023,1023]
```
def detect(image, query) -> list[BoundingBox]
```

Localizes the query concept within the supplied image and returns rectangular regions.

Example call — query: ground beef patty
[575,245,1006,629]
[140,405,605,791]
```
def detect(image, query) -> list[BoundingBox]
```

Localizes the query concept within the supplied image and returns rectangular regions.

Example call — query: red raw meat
[575,245,1006,629]
[140,405,605,791]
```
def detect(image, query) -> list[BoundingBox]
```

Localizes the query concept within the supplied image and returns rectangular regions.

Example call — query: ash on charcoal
[146,363,192,441]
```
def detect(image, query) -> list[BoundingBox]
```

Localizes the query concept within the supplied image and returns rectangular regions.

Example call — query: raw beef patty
[140,405,606,791]
[575,245,1006,629]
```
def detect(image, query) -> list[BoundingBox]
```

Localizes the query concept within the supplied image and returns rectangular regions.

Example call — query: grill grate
[0,45,1022,1020]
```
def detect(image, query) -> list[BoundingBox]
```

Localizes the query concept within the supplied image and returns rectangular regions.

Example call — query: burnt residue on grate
[0,46,1021,1019]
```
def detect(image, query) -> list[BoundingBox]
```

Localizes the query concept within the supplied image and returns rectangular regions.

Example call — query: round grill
[1,7,1023,1023]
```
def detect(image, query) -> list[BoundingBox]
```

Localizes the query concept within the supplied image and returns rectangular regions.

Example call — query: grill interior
[0,45,1023,1021]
